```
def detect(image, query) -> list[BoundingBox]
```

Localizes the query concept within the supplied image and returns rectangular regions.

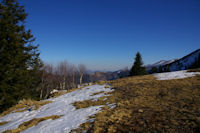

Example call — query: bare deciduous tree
[39,61,88,99]
[78,64,86,85]
[40,64,56,99]
[57,61,68,90]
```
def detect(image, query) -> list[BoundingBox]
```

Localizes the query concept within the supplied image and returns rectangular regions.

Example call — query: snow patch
[0,84,113,133]
[107,103,117,109]
[155,70,200,80]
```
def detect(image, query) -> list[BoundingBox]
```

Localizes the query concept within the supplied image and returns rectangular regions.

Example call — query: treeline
[39,62,89,99]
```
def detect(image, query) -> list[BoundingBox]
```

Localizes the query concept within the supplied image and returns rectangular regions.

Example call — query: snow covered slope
[0,85,114,133]
[161,49,200,72]
[146,59,176,71]
[155,70,200,80]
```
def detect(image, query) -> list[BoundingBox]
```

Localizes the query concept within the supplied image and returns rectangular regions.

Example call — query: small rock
[138,109,143,113]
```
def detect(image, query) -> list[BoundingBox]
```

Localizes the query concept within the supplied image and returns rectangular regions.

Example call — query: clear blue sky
[21,0,200,71]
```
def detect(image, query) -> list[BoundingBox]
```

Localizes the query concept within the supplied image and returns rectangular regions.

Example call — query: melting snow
[0,84,113,133]
[155,70,200,80]
[107,103,117,109]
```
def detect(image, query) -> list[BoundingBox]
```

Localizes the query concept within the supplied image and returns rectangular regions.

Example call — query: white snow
[165,49,200,71]
[107,103,117,109]
[0,84,114,133]
[50,89,58,94]
[155,70,200,80]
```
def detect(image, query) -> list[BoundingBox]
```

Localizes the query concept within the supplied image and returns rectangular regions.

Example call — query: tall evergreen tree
[0,0,42,112]
[130,52,147,76]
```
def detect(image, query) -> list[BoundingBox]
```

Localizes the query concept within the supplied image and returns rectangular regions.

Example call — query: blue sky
[21,0,200,71]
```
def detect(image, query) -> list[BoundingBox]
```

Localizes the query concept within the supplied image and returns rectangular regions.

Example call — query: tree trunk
[80,73,83,85]
[40,89,43,100]
[63,77,65,90]
[40,70,45,100]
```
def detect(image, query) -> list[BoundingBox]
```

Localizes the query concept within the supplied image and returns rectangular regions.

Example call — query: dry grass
[90,91,105,96]
[3,115,62,133]
[0,99,52,118]
[187,68,200,72]
[0,121,9,126]
[70,121,92,133]
[73,95,114,109]
[71,74,200,133]
[94,80,107,85]
[50,88,82,98]
[104,85,110,88]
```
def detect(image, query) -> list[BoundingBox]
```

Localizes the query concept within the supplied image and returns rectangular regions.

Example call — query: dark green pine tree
[130,52,147,76]
[150,67,158,74]
[0,0,42,112]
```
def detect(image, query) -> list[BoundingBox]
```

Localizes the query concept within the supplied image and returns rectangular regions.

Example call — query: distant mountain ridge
[89,68,129,81]
[89,48,200,81]
[161,48,200,72]
[146,59,177,71]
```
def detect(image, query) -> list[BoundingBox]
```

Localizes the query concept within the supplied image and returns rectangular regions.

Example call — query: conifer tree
[130,52,147,76]
[0,0,42,112]
[150,67,158,74]
[158,66,163,73]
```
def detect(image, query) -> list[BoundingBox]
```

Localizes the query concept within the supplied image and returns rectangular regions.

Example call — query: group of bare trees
[39,61,87,99]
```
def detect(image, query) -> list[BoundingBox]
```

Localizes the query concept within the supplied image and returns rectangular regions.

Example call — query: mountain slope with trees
[146,49,200,74]
[161,49,200,72]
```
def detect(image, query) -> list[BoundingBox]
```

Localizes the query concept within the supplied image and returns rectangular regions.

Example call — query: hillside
[161,49,200,72]
[146,59,176,71]
[146,49,200,73]
[0,69,200,132]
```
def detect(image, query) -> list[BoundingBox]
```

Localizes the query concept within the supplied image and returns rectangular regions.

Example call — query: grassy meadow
[71,72,200,132]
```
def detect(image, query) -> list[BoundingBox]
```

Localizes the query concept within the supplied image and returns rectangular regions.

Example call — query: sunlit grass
[3,115,62,133]
[0,99,52,118]
[71,74,200,132]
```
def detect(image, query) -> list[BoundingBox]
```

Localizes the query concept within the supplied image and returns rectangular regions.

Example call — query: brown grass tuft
[0,121,9,126]
[3,115,62,133]
[90,91,105,96]
[0,99,52,118]
[187,68,200,72]
[50,88,82,98]
[73,96,110,109]
[104,85,110,88]
[94,80,107,85]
